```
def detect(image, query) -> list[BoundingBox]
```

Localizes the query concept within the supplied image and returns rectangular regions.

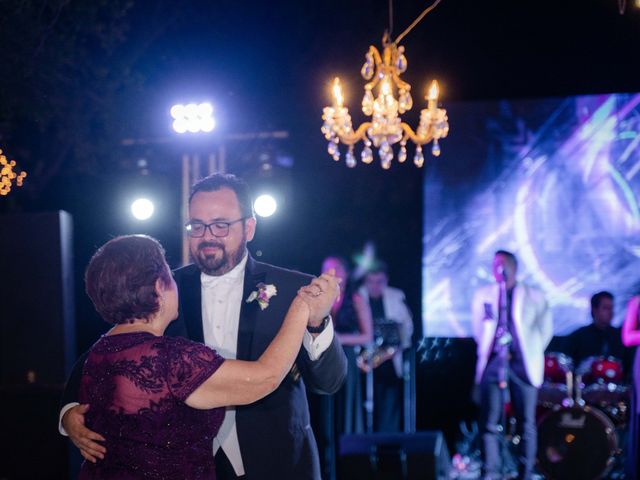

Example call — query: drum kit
[536,352,630,479]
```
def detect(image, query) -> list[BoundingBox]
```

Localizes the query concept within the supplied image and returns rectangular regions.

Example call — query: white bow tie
[201,271,241,289]
[201,274,220,289]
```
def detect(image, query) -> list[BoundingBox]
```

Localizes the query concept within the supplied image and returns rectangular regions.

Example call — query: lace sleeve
[163,337,225,402]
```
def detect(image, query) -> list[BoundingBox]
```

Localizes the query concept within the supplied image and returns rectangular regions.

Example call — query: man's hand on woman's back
[62,404,107,463]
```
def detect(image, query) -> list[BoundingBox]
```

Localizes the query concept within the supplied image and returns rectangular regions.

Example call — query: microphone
[497,265,507,282]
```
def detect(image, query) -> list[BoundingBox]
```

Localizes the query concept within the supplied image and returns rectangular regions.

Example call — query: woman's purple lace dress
[78,332,225,479]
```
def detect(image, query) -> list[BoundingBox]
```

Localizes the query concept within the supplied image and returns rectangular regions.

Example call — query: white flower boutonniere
[246,282,277,310]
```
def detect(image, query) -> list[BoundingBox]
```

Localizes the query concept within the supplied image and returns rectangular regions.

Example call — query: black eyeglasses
[185,217,248,238]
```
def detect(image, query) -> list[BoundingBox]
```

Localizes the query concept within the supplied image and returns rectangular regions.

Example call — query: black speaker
[338,432,451,480]
[0,385,70,479]
[0,211,75,386]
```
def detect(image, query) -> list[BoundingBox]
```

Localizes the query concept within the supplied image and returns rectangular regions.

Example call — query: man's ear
[245,217,257,242]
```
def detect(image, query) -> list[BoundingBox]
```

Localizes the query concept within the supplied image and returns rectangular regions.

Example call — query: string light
[0,149,27,196]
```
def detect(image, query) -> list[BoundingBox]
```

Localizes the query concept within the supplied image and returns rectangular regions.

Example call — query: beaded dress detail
[78,332,225,479]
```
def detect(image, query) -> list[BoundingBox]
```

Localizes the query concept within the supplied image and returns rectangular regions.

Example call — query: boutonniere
[246,282,277,310]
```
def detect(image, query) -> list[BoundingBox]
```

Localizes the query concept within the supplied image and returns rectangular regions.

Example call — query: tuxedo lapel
[182,268,205,343]
[237,257,267,361]
[512,283,524,335]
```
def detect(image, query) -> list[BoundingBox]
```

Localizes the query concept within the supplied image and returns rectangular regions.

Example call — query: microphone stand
[497,274,512,478]
[497,276,509,391]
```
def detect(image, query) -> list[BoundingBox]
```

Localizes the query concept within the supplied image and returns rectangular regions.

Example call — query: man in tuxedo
[472,250,553,480]
[60,173,348,479]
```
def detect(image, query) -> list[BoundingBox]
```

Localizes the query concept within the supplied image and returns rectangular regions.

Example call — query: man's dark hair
[189,173,255,218]
[495,249,518,270]
[591,291,614,310]
[85,235,172,325]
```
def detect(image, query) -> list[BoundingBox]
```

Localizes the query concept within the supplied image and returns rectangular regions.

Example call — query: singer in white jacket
[471,250,553,480]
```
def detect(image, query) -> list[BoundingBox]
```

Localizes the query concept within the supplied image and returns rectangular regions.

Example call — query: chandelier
[321,1,448,169]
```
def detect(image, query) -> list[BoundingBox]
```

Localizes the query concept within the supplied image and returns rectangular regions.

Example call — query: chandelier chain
[394,0,443,45]
[388,0,394,38]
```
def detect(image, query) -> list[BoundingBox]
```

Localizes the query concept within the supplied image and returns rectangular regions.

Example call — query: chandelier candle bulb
[427,80,439,112]
[332,78,344,107]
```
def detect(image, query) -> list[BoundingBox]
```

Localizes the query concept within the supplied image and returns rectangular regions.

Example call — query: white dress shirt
[201,254,334,476]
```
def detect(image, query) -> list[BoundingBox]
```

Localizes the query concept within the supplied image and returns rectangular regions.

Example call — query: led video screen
[422,93,640,337]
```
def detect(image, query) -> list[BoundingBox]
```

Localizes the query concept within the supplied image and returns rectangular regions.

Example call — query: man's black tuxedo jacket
[62,256,347,480]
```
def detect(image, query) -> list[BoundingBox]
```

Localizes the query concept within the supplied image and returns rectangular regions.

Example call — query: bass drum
[537,405,617,480]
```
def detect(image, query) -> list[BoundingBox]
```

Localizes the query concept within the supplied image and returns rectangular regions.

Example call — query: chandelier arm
[364,78,380,91]
[391,70,411,92]
[363,47,383,91]
[400,122,433,145]
[394,0,443,45]
[336,122,372,145]
[369,46,383,66]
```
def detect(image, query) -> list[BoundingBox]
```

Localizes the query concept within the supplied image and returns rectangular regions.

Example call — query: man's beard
[192,238,247,276]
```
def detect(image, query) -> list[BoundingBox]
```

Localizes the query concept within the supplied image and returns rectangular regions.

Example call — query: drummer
[563,291,632,378]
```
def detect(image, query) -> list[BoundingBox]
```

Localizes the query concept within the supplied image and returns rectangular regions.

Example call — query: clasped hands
[298,269,340,330]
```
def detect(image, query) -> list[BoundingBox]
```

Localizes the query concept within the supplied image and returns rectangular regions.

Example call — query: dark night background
[2,0,639,350]
[1,0,640,476]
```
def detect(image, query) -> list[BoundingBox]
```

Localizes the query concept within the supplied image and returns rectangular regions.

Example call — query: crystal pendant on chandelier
[362,88,374,116]
[361,53,375,80]
[321,122,331,140]
[398,89,413,113]
[413,145,424,167]
[327,140,338,157]
[361,146,374,164]
[345,147,357,168]
[431,139,441,157]
[396,47,407,73]
[327,139,341,161]
[398,144,407,163]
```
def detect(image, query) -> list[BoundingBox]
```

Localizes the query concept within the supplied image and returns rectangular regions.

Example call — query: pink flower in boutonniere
[246,282,277,310]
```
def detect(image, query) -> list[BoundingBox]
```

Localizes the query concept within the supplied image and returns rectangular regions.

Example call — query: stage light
[254,194,277,217]
[131,198,154,220]
[171,102,216,134]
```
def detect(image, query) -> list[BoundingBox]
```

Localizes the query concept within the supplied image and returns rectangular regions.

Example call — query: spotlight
[171,102,216,134]
[254,194,277,217]
[131,198,155,220]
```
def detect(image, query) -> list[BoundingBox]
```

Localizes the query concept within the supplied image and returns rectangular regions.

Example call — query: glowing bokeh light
[131,198,155,220]
[254,194,277,217]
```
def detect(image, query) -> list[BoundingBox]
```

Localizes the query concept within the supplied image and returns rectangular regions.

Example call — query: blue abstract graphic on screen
[422,93,640,337]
